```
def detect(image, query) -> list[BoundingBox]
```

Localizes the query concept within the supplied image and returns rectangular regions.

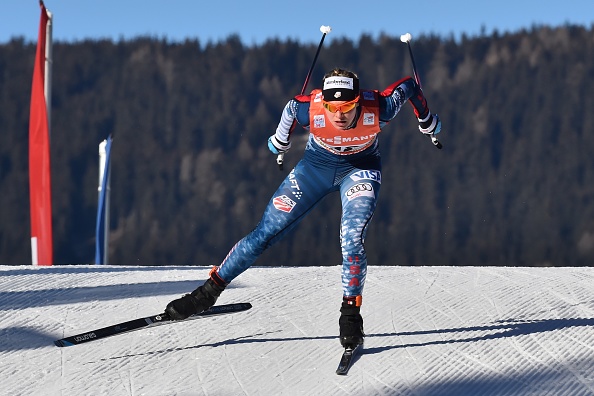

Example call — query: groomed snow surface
[2,265,594,395]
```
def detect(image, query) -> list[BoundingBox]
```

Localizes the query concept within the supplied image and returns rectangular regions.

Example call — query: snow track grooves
[2,265,594,395]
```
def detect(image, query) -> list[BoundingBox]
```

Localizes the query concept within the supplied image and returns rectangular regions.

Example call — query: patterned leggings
[216,137,382,298]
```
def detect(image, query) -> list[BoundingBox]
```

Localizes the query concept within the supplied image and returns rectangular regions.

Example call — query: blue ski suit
[213,76,433,301]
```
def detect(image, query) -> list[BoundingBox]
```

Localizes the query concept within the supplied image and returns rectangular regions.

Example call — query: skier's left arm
[378,77,441,136]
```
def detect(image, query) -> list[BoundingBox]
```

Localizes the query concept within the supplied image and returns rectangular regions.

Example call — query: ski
[54,302,252,347]
[335,343,363,375]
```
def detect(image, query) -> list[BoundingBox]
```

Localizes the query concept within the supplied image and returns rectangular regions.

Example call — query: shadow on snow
[84,317,594,361]
[363,317,594,353]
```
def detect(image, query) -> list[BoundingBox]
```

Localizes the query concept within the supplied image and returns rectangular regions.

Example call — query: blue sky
[2,1,593,45]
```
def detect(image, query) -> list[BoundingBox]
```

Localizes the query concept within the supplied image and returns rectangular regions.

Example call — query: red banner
[29,2,53,265]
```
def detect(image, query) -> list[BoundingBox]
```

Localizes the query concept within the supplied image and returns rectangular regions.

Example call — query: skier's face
[323,100,359,130]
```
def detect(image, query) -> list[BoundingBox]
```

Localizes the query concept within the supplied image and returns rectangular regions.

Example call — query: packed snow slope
[1,265,594,396]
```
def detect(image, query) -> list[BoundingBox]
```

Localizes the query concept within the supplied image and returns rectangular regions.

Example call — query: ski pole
[277,25,332,170]
[400,33,442,150]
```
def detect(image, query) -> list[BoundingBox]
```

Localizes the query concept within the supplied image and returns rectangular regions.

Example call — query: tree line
[1,25,593,266]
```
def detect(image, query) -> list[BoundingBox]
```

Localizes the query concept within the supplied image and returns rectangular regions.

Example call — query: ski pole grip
[277,153,285,170]
[430,134,443,149]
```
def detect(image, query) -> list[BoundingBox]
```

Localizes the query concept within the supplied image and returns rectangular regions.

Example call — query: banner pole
[29,1,54,265]
[44,5,52,139]
[97,138,112,264]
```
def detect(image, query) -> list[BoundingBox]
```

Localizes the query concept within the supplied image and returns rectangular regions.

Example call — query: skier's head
[322,68,359,103]
[322,68,360,130]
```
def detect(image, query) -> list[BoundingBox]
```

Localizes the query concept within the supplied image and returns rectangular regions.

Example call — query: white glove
[418,113,442,135]
[267,135,291,155]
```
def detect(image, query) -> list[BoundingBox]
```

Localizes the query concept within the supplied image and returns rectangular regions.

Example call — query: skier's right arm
[268,97,310,154]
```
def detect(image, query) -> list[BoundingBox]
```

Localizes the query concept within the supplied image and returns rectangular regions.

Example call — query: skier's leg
[337,168,381,347]
[215,161,334,282]
[166,159,333,319]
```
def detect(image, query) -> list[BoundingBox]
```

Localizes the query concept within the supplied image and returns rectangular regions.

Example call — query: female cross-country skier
[165,67,442,348]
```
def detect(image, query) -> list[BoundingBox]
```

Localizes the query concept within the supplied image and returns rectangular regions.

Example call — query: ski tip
[335,344,363,375]
[54,339,73,347]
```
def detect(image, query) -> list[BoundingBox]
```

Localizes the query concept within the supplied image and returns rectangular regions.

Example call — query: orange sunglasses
[322,97,360,113]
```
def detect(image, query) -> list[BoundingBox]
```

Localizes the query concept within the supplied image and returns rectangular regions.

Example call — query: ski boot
[339,296,364,348]
[165,274,226,320]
